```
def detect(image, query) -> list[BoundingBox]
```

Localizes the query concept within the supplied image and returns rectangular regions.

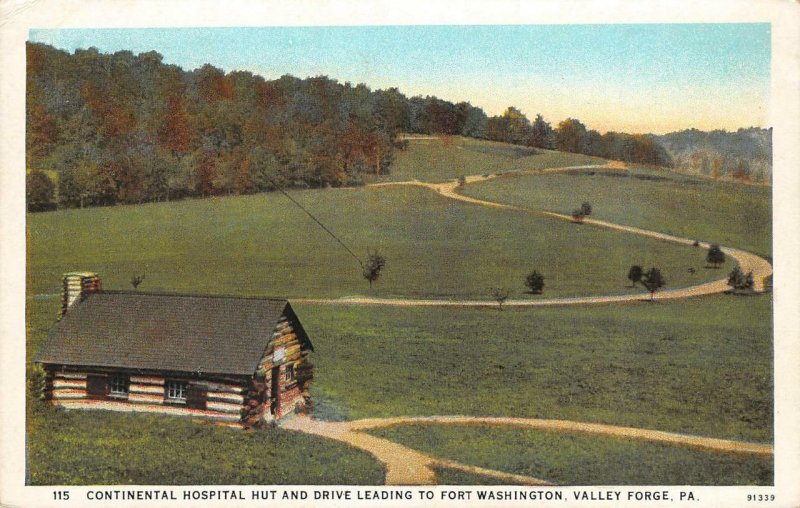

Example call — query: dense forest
[25,42,766,211]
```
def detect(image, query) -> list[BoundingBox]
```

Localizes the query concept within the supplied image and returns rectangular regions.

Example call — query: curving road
[295,164,772,307]
[283,414,773,485]
[283,164,774,485]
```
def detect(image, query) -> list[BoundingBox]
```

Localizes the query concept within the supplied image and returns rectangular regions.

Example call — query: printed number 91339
[747,494,775,502]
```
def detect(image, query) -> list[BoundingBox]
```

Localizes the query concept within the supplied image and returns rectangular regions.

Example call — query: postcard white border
[2,1,798,506]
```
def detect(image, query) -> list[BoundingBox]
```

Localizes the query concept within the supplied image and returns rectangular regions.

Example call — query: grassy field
[383,136,606,183]
[27,185,726,300]
[372,425,772,485]
[296,294,771,443]
[463,168,771,256]
[26,291,772,484]
[27,404,384,485]
[24,137,771,485]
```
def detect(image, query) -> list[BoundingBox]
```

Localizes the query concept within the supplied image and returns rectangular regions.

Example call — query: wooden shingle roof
[35,291,313,376]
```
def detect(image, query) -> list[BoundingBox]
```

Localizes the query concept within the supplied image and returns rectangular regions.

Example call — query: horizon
[29,24,770,135]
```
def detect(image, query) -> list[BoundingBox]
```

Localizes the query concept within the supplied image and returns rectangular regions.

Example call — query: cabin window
[165,380,188,402]
[109,374,130,397]
[284,364,295,382]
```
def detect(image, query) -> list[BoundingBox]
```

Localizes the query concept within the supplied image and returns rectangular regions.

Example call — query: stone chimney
[61,272,101,317]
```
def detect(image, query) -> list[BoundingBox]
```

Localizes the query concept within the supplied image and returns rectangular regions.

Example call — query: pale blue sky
[30,24,770,134]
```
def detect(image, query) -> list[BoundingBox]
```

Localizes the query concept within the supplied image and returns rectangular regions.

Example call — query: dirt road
[283,414,773,485]
[296,164,771,307]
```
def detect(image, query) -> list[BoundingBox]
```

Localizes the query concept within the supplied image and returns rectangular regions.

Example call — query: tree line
[28,42,674,211]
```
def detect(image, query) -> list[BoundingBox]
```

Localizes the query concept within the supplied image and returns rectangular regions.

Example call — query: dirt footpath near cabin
[283,415,773,486]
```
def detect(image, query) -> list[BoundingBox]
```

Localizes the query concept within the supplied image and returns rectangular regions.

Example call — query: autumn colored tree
[158,95,192,155]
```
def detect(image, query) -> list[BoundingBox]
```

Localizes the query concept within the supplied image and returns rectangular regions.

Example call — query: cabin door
[270,366,281,417]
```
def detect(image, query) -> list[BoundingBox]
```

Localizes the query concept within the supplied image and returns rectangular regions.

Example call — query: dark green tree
[26,170,56,212]
[581,202,592,216]
[627,265,643,287]
[641,267,665,301]
[57,167,81,208]
[555,118,588,153]
[529,114,554,149]
[727,266,754,291]
[524,270,545,294]
[706,244,726,268]
[362,251,386,288]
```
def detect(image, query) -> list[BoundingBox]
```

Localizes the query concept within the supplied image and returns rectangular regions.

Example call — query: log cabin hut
[35,273,314,427]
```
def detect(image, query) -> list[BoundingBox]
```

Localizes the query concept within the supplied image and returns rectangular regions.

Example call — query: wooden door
[186,383,207,410]
[86,374,108,399]
[270,367,280,417]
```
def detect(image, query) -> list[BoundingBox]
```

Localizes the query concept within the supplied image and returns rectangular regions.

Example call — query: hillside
[26,133,772,485]
[653,128,772,184]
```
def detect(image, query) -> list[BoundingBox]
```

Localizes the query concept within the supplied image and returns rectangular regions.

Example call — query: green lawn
[24,136,771,485]
[383,136,607,183]
[372,425,772,485]
[463,168,771,256]
[27,185,728,301]
[27,404,384,485]
[296,294,772,443]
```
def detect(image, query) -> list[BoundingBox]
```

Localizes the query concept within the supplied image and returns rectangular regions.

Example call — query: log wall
[44,367,248,426]
[242,314,312,426]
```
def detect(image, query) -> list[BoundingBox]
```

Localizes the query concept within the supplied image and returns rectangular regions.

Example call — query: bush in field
[727,266,754,292]
[524,270,545,294]
[571,209,585,223]
[581,202,592,216]
[457,175,467,187]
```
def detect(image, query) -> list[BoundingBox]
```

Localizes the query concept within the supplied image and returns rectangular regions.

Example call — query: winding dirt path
[285,165,774,484]
[283,415,773,485]
[295,164,771,307]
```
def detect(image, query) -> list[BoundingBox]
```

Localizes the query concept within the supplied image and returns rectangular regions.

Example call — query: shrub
[728,267,755,292]
[707,244,725,268]
[627,265,643,287]
[27,364,47,400]
[524,270,545,294]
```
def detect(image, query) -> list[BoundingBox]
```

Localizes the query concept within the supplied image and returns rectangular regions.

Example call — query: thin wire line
[273,183,364,269]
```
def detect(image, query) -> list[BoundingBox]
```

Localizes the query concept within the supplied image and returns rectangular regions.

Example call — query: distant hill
[653,128,772,184]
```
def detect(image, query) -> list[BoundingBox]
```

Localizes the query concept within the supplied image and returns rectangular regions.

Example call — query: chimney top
[61,272,102,317]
